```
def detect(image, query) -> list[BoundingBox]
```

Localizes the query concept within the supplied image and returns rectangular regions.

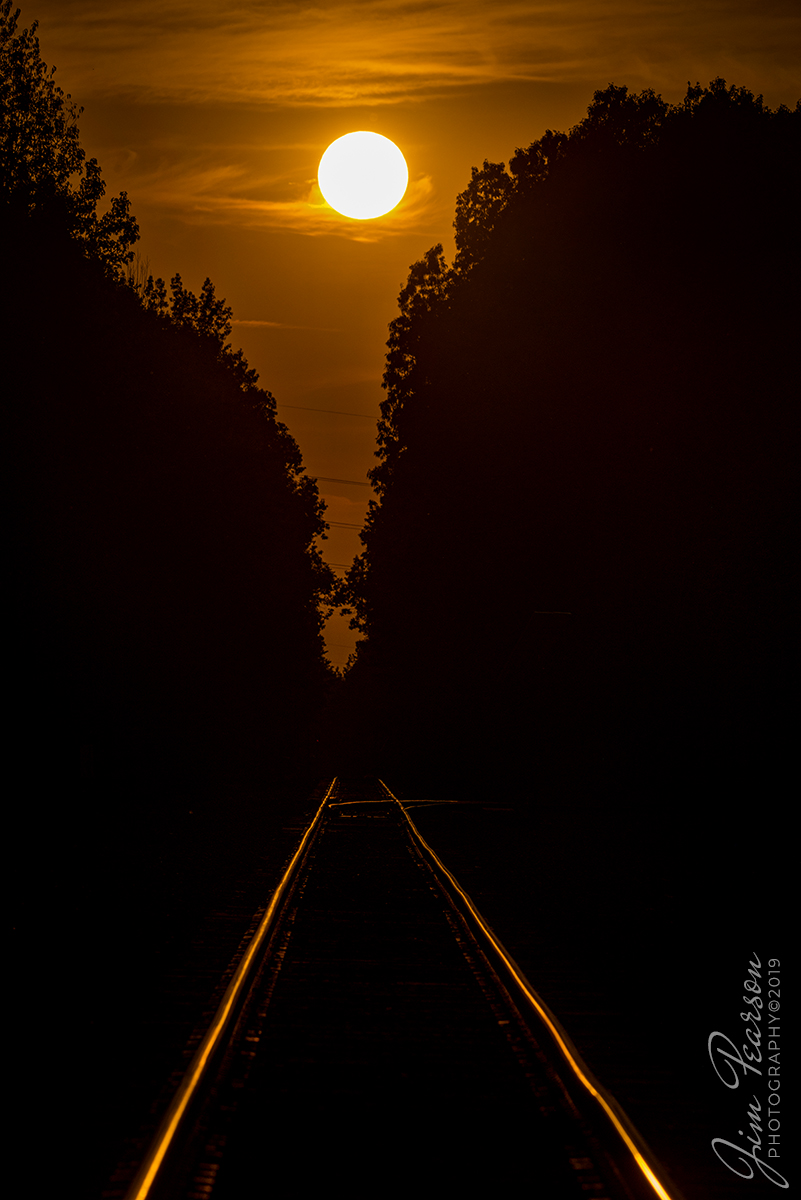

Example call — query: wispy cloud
[124,150,436,238]
[34,0,801,107]
[27,0,800,240]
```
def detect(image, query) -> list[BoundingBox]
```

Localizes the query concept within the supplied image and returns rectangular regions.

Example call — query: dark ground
[390,775,788,1200]
[13,766,787,1198]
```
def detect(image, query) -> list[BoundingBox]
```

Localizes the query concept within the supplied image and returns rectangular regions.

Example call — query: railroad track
[119,777,679,1200]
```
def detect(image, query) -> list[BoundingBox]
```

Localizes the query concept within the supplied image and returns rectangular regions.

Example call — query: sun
[318,132,408,220]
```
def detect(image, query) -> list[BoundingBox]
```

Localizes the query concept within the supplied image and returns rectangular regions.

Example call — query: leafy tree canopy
[1,0,138,275]
[1,2,316,490]
[5,2,339,788]
[339,76,799,793]
[371,77,800,498]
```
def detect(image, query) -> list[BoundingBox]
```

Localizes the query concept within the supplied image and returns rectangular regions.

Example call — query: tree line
[341,79,799,808]
[2,0,337,795]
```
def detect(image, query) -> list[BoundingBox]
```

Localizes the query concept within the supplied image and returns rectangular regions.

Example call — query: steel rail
[124,778,338,1200]
[378,778,677,1200]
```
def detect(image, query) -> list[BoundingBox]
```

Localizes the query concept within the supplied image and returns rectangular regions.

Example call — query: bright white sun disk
[318,132,408,220]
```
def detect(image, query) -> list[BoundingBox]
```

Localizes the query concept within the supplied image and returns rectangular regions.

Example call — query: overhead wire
[314,476,371,487]
[278,404,375,418]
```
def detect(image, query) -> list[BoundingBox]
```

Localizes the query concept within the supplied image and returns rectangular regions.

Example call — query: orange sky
[24,0,801,666]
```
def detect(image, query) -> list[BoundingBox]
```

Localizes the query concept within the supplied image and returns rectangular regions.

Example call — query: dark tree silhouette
[5,14,344,1187]
[1,1,139,275]
[3,0,337,794]
[342,80,800,802]
[1,0,83,195]
[331,88,799,1200]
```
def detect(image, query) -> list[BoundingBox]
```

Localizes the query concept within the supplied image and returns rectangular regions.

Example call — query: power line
[278,404,375,418]
[314,476,371,487]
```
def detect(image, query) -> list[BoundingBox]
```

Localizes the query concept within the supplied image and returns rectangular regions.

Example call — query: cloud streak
[27,0,799,240]
[34,0,801,108]
[123,150,436,238]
